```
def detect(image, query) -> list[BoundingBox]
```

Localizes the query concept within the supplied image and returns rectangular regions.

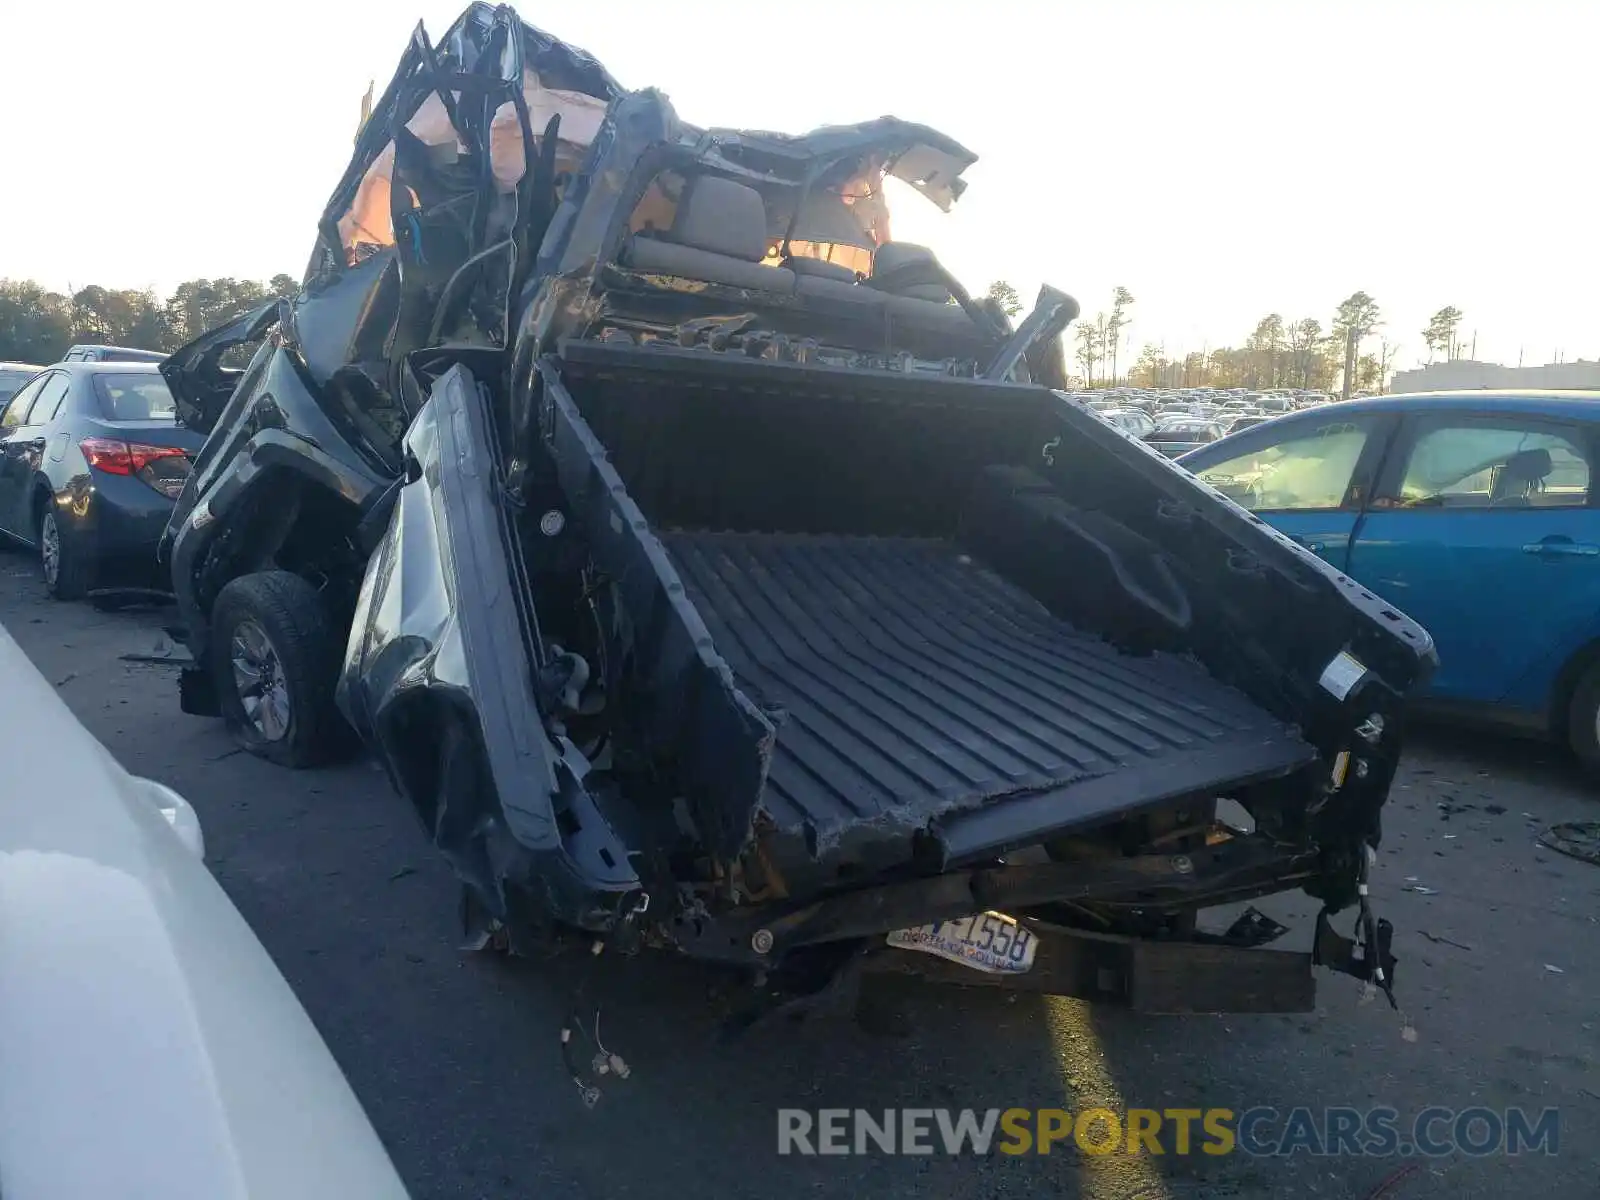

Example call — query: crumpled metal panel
[340,363,639,929]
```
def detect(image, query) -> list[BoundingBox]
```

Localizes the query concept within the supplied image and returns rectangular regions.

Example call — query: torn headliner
[689,117,977,210]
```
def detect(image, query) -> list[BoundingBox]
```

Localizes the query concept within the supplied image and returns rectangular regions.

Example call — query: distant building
[1390,359,1600,393]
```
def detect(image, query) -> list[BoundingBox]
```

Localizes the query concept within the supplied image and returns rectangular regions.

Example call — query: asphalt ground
[3,549,1595,1199]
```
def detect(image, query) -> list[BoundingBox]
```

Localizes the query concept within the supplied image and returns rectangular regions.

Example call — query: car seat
[622,177,794,292]
[1490,448,1553,506]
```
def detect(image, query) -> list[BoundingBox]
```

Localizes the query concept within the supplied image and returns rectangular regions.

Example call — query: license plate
[886,912,1037,975]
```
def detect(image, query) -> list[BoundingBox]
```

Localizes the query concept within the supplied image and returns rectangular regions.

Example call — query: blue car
[1180,391,1600,766]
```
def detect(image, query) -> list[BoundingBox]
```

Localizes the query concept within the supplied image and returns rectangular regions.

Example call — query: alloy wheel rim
[231,619,291,741]
[40,512,59,585]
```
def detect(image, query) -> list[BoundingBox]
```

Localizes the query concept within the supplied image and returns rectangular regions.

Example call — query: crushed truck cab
[163,2,1435,1022]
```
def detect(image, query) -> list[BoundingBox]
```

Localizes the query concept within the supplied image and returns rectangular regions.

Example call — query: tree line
[1110,291,1392,398]
[985,284,1471,399]
[1126,298,1467,396]
[1123,293,1378,397]
[0,275,299,366]
[7,271,1471,396]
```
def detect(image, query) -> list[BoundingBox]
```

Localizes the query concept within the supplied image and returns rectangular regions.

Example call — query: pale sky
[2,0,1595,368]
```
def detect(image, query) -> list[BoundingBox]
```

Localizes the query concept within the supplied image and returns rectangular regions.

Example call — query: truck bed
[660,530,1316,868]
[538,344,1429,883]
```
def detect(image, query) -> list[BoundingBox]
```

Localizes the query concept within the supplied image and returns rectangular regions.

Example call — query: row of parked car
[1071,385,1337,457]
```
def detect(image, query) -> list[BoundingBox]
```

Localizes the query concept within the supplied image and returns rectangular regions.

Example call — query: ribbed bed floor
[660,532,1315,851]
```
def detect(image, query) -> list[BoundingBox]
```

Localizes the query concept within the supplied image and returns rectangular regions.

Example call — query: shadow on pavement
[1404,716,1590,796]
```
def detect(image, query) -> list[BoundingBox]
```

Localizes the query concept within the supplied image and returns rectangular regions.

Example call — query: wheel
[39,504,91,600]
[1565,659,1600,774]
[208,571,350,767]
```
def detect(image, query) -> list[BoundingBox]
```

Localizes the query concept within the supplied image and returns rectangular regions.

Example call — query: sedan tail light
[80,437,192,499]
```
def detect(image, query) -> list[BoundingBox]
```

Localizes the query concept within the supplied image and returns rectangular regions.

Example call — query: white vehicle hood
[0,627,408,1200]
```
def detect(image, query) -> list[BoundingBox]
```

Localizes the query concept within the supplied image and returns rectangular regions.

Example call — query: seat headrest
[1503,447,1553,478]
[873,242,936,274]
[1491,447,1553,504]
[669,177,770,262]
[870,242,952,303]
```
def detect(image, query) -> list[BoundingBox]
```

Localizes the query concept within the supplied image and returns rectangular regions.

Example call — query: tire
[1565,659,1600,775]
[209,570,350,767]
[39,504,91,600]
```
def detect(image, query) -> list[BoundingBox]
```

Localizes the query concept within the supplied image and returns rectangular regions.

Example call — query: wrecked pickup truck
[161,2,1436,1031]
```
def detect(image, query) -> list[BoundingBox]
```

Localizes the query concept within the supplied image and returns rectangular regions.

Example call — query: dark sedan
[0,363,204,598]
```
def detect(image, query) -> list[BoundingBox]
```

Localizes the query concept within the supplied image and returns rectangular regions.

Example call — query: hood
[160,302,282,435]
[0,624,408,1200]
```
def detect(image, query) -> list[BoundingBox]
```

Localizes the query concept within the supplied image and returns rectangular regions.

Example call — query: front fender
[165,341,393,656]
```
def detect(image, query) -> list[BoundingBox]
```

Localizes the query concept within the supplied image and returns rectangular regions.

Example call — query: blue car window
[1193,421,1370,511]
[1397,425,1588,509]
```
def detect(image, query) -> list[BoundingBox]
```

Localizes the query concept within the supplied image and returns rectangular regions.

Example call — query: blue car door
[1183,410,1395,570]
[1344,409,1600,705]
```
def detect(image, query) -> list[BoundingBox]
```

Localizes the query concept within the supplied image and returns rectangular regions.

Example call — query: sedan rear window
[92,374,176,421]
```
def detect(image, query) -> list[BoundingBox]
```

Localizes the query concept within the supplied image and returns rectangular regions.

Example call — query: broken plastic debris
[1544,964,1565,974]
[1537,821,1600,866]
[1402,884,1438,895]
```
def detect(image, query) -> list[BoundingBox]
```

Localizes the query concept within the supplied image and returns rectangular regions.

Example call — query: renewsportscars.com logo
[776,1107,1560,1158]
